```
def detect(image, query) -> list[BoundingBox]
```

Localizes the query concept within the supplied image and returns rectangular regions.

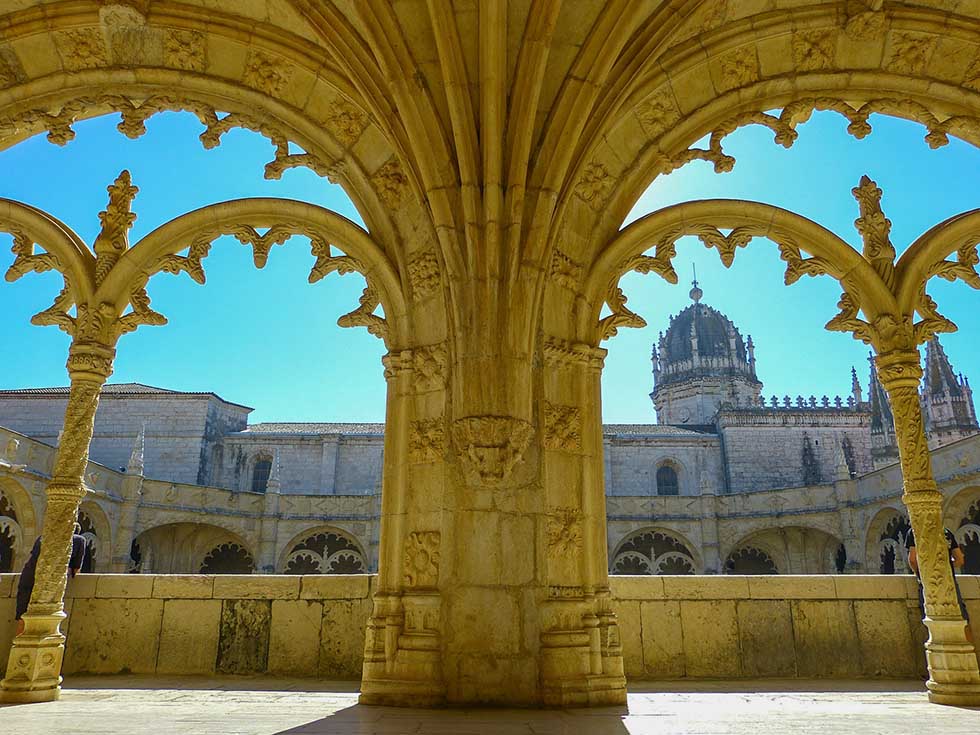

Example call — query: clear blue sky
[0,111,978,423]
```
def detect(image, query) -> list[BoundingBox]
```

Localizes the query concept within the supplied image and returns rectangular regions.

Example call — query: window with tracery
[283,530,366,574]
[611,530,695,575]
[200,543,254,574]
[725,547,778,575]
[656,465,679,496]
[878,515,911,574]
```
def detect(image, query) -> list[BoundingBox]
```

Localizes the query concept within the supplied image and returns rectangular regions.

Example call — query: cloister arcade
[1,0,980,711]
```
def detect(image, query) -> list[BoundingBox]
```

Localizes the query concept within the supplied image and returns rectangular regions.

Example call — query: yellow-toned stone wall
[3,573,977,680]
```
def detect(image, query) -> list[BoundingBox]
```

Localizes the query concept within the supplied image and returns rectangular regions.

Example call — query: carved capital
[874,350,923,392]
[451,416,533,487]
[543,337,606,371]
[66,341,116,382]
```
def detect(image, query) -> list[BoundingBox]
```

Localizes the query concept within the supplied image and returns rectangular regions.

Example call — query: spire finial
[689,263,703,303]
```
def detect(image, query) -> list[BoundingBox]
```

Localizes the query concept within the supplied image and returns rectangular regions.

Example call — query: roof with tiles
[0,382,252,410]
[236,423,715,438]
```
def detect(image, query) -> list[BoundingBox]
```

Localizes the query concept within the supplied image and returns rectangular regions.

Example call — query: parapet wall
[2,574,978,680]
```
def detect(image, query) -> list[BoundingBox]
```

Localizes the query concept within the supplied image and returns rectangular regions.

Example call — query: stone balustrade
[3,574,977,681]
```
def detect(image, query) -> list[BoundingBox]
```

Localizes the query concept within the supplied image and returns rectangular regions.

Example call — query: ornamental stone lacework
[3,0,980,710]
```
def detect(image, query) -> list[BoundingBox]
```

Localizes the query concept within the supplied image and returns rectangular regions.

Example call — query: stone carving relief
[844,5,887,41]
[635,87,682,138]
[549,250,583,290]
[542,337,606,371]
[411,343,448,391]
[163,29,207,72]
[325,98,369,147]
[451,416,534,487]
[714,45,759,93]
[547,507,583,556]
[543,403,581,452]
[597,286,646,341]
[243,50,292,97]
[371,157,409,207]
[407,250,441,300]
[887,32,937,76]
[574,162,613,211]
[403,531,440,588]
[965,50,980,93]
[409,418,445,464]
[56,28,109,72]
[793,29,837,72]
[0,46,25,89]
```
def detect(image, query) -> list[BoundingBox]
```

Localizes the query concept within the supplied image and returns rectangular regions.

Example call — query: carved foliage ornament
[403,531,440,588]
[642,97,980,182]
[543,402,582,452]
[547,507,584,557]
[0,95,341,186]
[409,417,445,464]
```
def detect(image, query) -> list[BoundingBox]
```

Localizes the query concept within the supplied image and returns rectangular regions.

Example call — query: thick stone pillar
[1,340,113,703]
[877,350,980,705]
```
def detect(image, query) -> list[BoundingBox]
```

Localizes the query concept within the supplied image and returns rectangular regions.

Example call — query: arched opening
[0,488,18,573]
[200,542,254,575]
[280,526,367,575]
[877,514,912,575]
[76,509,99,574]
[725,547,778,575]
[132,522,254,575]
[956,499,980,575]
[610,528,698,575]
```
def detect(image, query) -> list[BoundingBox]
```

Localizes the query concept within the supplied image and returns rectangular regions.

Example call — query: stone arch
[568,8,980,267]
[77,499,112,573]
[0,3,410,249]
[725,547,779,575]
[199,542,255,575]
[725,525,846,575]
[0,475,36,571]
[610,526,700,575]
[132,521,254,575]
[947,489,980,574]
[865,507,912,575]
[944,486,980,530]
[277,524,368,575]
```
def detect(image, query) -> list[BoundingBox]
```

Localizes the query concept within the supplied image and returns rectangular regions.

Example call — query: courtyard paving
[1,677,977,734]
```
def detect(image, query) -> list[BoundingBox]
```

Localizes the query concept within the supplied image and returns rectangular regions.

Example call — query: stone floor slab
[0,677,977,734]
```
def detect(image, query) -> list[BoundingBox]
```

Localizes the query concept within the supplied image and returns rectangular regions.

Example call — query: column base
[923,616,980,706]
[541,673,628,707]
[0,612,67,705]
[358,677,446,707]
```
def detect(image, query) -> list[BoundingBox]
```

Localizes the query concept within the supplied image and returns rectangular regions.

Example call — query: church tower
[651,278,762,425]
[921,337,979,449]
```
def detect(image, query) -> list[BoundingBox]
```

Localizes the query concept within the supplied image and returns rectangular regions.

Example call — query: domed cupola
[650,279,763,425]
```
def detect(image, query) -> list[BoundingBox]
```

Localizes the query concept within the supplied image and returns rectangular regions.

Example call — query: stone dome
[653,286,758,390]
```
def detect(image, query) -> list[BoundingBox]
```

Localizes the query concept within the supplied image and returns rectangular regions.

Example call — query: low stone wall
[2,574,978,680]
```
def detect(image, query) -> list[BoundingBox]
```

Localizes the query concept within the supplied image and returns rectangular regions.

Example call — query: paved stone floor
[1,677,978,734]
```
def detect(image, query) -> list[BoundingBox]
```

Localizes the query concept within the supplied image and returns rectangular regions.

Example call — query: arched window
[656,465,679,496]
[251,457,272,493]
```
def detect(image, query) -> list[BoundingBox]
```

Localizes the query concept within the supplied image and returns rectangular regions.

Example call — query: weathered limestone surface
[4,573,975,680]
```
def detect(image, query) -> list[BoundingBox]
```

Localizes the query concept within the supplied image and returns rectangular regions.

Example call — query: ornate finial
[689,263,703,302]
[127,422,146,475]
[851,175,896,274]
[93,170,139,285]
[267,449,282,493]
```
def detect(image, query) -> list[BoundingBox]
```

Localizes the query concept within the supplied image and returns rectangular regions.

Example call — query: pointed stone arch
[610,526,700,575]
[0,475,36,571]
[76,499,112,573]
[276,524,367,575]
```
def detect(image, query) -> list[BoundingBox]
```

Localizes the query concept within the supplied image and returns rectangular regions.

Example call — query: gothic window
[200,543,254,574]
[251,457,273,493]
[611,530,696,575]
[656,465,679,496]
[958,500,980,575]
[77,510,98,573]
[878,515,911,574]
[725,547,778,574]
[283,530,366,574]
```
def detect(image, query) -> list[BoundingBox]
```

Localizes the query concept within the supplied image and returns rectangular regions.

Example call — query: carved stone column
[538,338,627,706]
[877,350,980,705]
[360,348,445,706]
[1,340,114,703]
